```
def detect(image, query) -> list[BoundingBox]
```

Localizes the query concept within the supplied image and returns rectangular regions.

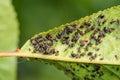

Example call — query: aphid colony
[30,13,118,61]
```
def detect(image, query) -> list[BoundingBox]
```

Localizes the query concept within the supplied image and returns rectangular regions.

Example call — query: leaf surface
[21,5,120,80]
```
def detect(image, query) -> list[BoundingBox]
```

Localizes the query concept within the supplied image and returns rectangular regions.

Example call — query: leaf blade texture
[21,5,120,80]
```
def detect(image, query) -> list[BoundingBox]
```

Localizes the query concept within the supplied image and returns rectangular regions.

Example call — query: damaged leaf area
[21,5,120,80]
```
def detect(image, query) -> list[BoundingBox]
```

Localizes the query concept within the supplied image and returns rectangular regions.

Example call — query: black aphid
[88,52,93,56]
[71,35,79,43]
[77,29,84,35]
[71,52,78,58]
[80,53,85,57]
[117,19,120,25]
[94,65,100,71]
[30,39,37,45]
[97,20,101,26]
[91,74,96,78]
[99,58,104,60]
[91,25,95,30]
[116,67,119,71]
[85,27,91,33]
[71,23,77,28]
[97,71,104,77]
[80,40,85,47]
[78,47,81,53]
[69,43,75,47]
[85,46,89,51]
[84,21,91,26]
[65,26,74,34]
[80,24,84,28]
[72,77,76,80]
[88,41,93,46]
[93,29,98,34]
[46,33,53,41]
[55,51,59,56]
[115,55,118,60]
[110,19,116,24]
[56,33,62,39]
[102,19,107,24]
[38,34,43,38]
[49,48,55,54]
[103,27,108,33]
[63,35,69,39]
[90,34,96,39]
[109,27,115,33]
[98,14,104,19]
[95,47,100,51]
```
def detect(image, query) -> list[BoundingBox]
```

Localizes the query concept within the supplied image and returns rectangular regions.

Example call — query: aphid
[30,39,37,45]
[98,14,104,19]
[65,26,74,34]
[115,55,118,60]
[85,46,89,51]
[109,27,115,33]
[71,23,77,28]
[87,41,93,46]
[65,40,69,45]
[46,33,53,41]
[38,34,43,38]
[102,19,107,24]
[85,27,91,33]
[34,45,39,51]
[88,52,93,56]
[34,38,40,43]
[53,37,58,42]
[89,55,96,61]
[71,52,78,58]
[65,68,70,72]
[55,51,59,56]
[99,57,104,60]
[80,40,85,47]
[80,52,85,57]
[96,38,102,44]
[72,77,76,80]
[69,43,75,47]
[49,48,55,54]
[116,67,119,71]
[90,34,96,39]
[80,24,84,28]
[78,47,81,53]
[94,47,100,51]
[71,35,79,43]
[97,71,104,77]
[91,25,95,30]
[42,49,50,54]
[77,29,84,35]
[110,19,116,24]
[84,20,91,26]
[99,31,105,37]
[97,20,101,26]
[91,74,96,78]
[94,65,100,71]
[103,27,108,33]
[56,33,62,39]
[117,19,120,25]
[84,76,91,80]
[93,29,98,34]
[97,27,101,31]
[63,35,69,39]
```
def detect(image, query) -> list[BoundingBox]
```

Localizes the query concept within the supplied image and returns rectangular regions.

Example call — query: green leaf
[21,5,120,79]
[0,0,19,80]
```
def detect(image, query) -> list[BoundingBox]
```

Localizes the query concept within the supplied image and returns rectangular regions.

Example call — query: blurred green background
[11,0,120,80]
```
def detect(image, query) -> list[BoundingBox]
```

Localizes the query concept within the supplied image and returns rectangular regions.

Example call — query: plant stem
[0,52,120,65]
